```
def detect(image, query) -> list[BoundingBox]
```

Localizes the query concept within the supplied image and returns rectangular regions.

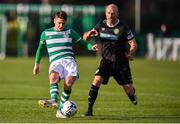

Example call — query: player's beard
[107,18,117,26]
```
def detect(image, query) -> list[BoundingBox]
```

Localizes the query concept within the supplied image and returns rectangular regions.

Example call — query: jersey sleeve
[93,21,101,32]
[71,29,81,43]
[40,31,46,44]
[70,29,93,51]
[124,25,134,41]
[78,39,93,51]
[35,31,46,64]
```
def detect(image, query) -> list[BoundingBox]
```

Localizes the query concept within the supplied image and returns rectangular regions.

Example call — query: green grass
[0,57,180,123]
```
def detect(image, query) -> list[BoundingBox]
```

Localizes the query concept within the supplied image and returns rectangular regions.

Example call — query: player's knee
[64,78,75,90]
[49,72,59,83]
[123,84,134,95]
[93,76,103,87]
[65,82,73,88]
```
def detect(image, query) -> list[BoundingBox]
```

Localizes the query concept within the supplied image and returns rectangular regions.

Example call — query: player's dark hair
[55,11,67,20]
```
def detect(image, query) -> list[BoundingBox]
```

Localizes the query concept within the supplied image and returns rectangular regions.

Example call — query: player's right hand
[89,29,98,37]
[83,30,98,40]
[33,63,40,75]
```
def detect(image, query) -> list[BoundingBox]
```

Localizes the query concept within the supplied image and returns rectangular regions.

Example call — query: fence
[0,3,180,61]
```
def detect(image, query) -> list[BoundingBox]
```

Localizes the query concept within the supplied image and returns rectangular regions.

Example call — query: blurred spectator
[159,23,169,38]
[6,11,18,56]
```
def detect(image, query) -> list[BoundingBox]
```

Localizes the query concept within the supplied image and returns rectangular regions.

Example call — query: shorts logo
[95,69,99,74]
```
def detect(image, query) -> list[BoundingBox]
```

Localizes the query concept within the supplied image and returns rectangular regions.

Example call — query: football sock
[128,88,137,104]
[129,95,136,101]
[58,90,71,110]
[87,85,99,112]
[50,83,59,102]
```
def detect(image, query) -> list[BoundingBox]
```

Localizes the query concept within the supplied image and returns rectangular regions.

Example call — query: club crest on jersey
[114,28,119,34]
[64,33,69,38]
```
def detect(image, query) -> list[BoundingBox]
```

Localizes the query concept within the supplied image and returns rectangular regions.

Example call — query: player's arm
[33,32,46,75]
[126,38,137,60]
[33,42,45,75]
[83,22,100,41]
[79,39,98,51]
[83,29,99,41]
[124,25,137,60]
[71,29,98,51]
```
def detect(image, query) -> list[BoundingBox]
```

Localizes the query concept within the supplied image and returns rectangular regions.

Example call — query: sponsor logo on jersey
[100,32,118,41]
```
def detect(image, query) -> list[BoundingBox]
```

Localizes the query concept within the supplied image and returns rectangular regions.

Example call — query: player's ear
[53,18,56,24]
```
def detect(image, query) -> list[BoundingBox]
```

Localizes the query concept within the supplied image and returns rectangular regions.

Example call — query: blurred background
[0,0,180,61]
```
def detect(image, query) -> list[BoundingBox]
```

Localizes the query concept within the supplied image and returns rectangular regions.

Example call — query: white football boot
[56,110,67,118]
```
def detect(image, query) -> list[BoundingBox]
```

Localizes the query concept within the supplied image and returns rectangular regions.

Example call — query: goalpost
[0,15,7,60]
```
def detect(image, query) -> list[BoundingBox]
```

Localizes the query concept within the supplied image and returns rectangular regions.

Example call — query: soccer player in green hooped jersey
[33,11,98,118]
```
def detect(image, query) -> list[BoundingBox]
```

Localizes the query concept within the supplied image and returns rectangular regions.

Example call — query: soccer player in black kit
[83,4,138,116]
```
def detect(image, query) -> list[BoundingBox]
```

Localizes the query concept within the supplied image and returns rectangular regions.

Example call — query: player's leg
[123,84,137,105]
[84,59,110,116]
[84,75,103,116]
[113,65,137,105]
[58,76,76,110]
[38,71,60,109]
[56,75,76,118]
[56,59,78,118]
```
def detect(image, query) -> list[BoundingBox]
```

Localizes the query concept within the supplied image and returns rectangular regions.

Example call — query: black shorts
[95,59,133,85]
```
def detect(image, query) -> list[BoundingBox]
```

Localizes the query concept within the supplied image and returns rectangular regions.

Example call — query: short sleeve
[124,25,134,41]
[93,21,101,32]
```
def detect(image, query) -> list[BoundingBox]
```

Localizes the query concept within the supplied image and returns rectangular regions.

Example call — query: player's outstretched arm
[83,30,98,41]
[79,39,98,51]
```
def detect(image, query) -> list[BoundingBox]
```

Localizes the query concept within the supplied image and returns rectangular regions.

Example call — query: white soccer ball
[61,100,78,117]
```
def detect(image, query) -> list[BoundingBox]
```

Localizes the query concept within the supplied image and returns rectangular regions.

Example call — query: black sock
[129,88,136,101]
[64,89,71,95]
[87,85,99,112]
[129,95,136,101]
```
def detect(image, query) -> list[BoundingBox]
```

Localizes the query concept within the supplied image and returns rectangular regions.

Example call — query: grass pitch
[0,57,180,123]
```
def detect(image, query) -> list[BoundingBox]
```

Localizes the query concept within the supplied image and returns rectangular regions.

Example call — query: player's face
[54,17,66,31]
[105,6,119,24]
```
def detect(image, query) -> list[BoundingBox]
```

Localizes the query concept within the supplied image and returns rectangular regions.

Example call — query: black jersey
[94,19,134,62]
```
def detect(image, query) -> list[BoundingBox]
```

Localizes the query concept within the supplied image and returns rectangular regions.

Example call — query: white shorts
[49,58,78,80]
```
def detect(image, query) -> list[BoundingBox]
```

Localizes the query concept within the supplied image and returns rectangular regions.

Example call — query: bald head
[106,4,119,13]
[105,4,119,25]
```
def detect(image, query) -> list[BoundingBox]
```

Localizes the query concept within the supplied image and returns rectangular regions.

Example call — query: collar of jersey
[106,19,120,28]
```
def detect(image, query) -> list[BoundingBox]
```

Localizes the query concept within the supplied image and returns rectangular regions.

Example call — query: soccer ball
[61,100,77,117]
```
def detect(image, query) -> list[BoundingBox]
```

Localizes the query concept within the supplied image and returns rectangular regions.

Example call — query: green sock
[58,90,71,110]
[50,83,59,102]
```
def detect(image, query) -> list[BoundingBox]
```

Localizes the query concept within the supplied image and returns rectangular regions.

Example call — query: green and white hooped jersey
[40,27,81,64]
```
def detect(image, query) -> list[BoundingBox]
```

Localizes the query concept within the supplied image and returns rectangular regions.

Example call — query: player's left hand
[89,30,98,37]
